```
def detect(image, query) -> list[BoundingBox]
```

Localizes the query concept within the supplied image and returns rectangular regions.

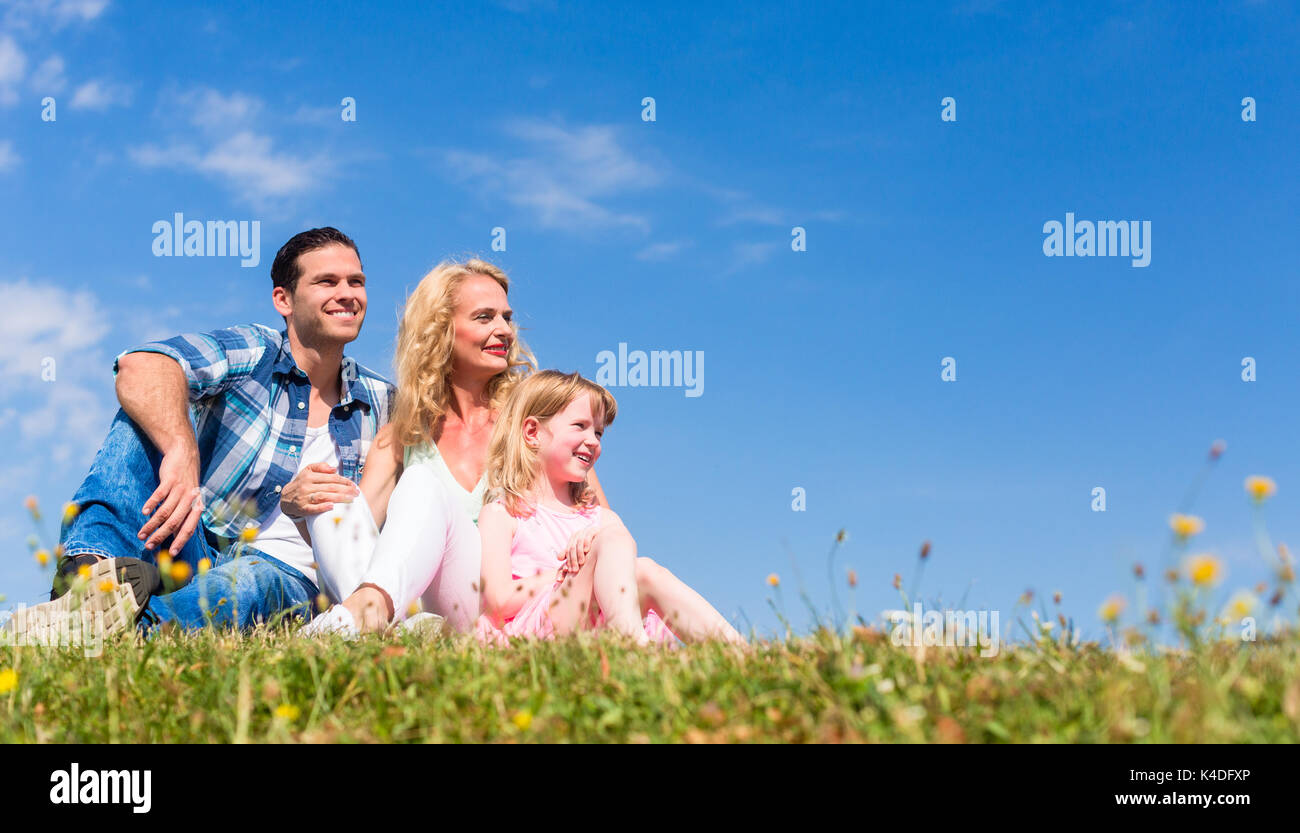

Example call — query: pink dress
[475,500,675,644]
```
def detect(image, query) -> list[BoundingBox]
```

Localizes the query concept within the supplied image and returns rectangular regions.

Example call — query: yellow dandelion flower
[61,502,79,525]
[239,525,259,543]
[274,703,300,721]
[1244,475,1277,503]
[407,600,422,618]
[1168,513,1205,539]
[76,564,92,581]
[1223,590,1257,620]
[766,573,780,587]
[198,558,211,575]
[0,668,16,694]
[97,579,117,593]
[157,551,173,574]
[170,561,191,584]
[1098,594,1125,623]
[511,710,533,731]
[23,496,39,519]
[34,549,50,567]
[1184,553,1224,587]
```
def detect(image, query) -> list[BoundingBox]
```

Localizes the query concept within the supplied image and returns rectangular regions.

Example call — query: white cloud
[443,119,663,232]
[724,241,781,275]
[0,279,120,606]
[0,35,27,105]
[0,279,115,474]
[131,87,332,208]
[635,241,688,262]
[0,141,19,172]
[69,77,131,110]
[29,54,65,93]
[0,280,109,377]
[131,130,326,205]
[3,0,110,31]
[166,86,262,130]
[701,184,787,227]
[288,103,336,125]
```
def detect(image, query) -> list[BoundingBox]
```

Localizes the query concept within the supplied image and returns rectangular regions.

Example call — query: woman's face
[449,274,514,383]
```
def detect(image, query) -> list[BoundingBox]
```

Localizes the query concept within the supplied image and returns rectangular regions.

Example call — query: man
[8,227,393,639]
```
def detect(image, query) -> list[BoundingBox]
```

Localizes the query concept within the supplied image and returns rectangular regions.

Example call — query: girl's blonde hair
[389,258,536,450]
[485,370,618,518]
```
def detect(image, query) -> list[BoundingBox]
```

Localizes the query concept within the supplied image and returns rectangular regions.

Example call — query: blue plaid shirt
[117,324,394,543]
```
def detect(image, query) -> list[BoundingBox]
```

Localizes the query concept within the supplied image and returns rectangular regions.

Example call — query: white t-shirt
[251,423,338,587]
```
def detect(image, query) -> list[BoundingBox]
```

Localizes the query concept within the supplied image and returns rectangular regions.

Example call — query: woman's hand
[280,463,358,518]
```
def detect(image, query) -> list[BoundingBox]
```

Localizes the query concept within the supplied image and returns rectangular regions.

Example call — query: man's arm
[112,326,272,552]
[115,352,204,553]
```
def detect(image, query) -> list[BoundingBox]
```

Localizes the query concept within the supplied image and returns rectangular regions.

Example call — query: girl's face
[449,274,513,383]
[526,395,604,485]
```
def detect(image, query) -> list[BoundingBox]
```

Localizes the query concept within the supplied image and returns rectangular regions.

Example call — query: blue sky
[1,0,1298,642]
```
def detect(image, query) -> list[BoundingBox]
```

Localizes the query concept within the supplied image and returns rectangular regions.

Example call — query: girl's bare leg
[546,553,598,636]
[590,527,650,644]
[636,557,746,645]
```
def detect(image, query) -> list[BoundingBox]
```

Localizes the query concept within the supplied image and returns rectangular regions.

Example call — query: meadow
[2,622,1298,743]
[4,446,1298,744]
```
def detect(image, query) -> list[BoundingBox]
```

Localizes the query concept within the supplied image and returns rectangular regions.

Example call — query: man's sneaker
[9,557,162,643]
[300,604,360,639]
[51,552,114,600]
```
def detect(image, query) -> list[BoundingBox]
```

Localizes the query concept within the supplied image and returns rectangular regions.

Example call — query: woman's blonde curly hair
[388,258,536,451]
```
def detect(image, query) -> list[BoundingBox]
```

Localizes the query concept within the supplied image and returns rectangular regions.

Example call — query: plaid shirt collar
[269,330,375,412]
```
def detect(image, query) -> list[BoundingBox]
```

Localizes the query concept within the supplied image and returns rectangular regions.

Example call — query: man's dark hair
[271,227,361,295]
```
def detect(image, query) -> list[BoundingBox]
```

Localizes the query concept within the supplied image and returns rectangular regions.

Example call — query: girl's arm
[478,503,550,625]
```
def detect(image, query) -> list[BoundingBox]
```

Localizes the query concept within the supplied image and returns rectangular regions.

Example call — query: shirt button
[289,446,298,454]
[274,485,282,493]
[297,402,305,410]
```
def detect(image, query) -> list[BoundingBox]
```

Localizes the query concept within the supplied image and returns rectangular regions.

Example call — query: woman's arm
[588,468,610,508]
[359,423,404,529]
[293,423,402,548]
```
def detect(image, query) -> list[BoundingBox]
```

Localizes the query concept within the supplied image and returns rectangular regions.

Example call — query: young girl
[476,370,744,645]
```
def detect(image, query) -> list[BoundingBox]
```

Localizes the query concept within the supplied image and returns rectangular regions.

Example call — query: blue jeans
[62,410,318,631]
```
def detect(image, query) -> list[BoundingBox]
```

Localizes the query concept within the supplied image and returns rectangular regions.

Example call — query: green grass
[3,625,1299,743]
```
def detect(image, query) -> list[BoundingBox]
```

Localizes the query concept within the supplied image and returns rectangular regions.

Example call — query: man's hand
[138,444,204,552]
[280,463,358,518]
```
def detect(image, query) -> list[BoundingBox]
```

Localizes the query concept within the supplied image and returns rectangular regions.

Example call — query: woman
[299,259,741,643]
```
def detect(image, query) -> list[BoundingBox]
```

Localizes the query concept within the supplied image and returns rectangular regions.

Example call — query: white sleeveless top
[403,442,488,524]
